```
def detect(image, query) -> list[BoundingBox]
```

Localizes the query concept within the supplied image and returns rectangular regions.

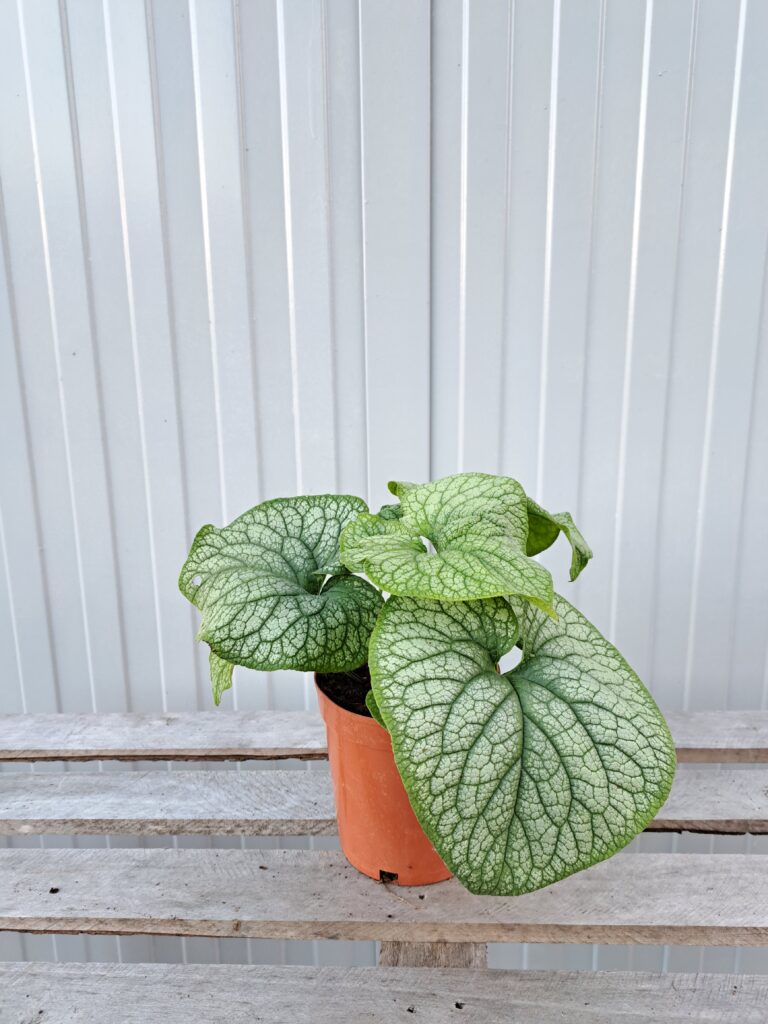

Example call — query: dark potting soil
[315,664,372,717]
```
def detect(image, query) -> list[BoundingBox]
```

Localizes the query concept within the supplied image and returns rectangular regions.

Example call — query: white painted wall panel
[1,0,767,974]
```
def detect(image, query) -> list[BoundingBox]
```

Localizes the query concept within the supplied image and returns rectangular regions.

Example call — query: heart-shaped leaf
[340,473,554,612]
[369,592,675,895]
[180,495,383,680]
[526,498,592,581]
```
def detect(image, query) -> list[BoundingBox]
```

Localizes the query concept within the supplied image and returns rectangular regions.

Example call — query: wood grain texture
[0,767,764,837]
[0,849,765,946]
[646,768,768,834]
[0,712,327,761]
[379,941,487,968]
[0,769,336,836]
[1,962,766,1023]
[1,710,766,763]
[668,712,768,763]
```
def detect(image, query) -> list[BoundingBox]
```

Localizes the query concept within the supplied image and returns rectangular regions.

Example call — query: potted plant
[179,472,676,894]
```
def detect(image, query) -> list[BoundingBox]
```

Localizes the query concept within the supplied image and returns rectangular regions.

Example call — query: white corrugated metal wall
[1,0,767,974]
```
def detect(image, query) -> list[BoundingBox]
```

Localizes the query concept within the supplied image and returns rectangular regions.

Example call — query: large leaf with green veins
[179,495,383,685]
[340,473,554,613]
[369,592,676,896]
[526,498,592,581]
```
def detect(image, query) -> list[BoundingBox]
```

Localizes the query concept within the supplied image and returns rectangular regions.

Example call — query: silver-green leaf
[526,498,593,581]
[340,513,427,574]
[369,592,676,896]
[340,473,554,612]
[180,495,383,679]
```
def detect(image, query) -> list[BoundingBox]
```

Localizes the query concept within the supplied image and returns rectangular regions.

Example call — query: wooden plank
[1,767,765,837]
[0,769,336,836]
[0,710,766,763]
[0,712,326,762]
[0,849,765,946]
[1,962,766,1023]
[378,941,487,968]
[647,768,768,834]
[668,712,768,763]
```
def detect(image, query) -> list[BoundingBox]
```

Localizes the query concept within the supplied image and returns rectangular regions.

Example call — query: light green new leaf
[526,498,593,581]
[369,592,676,896]
[340,512,427,573]
[209,649,234,706]
[340,473,554,612]
[179,495,383,680]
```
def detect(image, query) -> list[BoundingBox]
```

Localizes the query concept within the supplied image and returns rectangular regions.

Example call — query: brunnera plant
[179,472,676,897]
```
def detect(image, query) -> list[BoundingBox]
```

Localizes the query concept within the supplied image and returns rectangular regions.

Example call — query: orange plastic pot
[316,680,451,886]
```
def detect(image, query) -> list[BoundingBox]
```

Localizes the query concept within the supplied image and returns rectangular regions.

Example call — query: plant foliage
[180,473,674,894]
[368,592,675,895]
[179,495,382,702]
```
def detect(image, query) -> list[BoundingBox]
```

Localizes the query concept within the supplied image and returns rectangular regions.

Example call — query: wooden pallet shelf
[1,708,766,1022]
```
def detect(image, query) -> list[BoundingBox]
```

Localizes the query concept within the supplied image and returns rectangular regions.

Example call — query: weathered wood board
[1,711,766,762]
[1,962,766,1023]
[0,711,327,761]
[0,767,764,836]
[0,849,765,946]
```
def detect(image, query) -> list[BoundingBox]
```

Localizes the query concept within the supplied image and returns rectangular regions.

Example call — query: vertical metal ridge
[319,0,340,493]
[760,250,768,715]
[102,0,169,714]
[456,0,470,473]
[0,174,61,714]
[188,0,228,524]
[574,0,607,557]
[356,0,371,504]
[649,0,700,687]
[725,233,768,705]
[17,0,99,715]
[535,0,562,501]
[231,0,264,505]
[0,500,27,713]
[275,0,304,497]
[144,0,204,707]
[427,0,436,481]
[497,0,515,476]
[58,0,132,716]
[681,0,748,714]
[231,0,276,720]
[608,0,654,643]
